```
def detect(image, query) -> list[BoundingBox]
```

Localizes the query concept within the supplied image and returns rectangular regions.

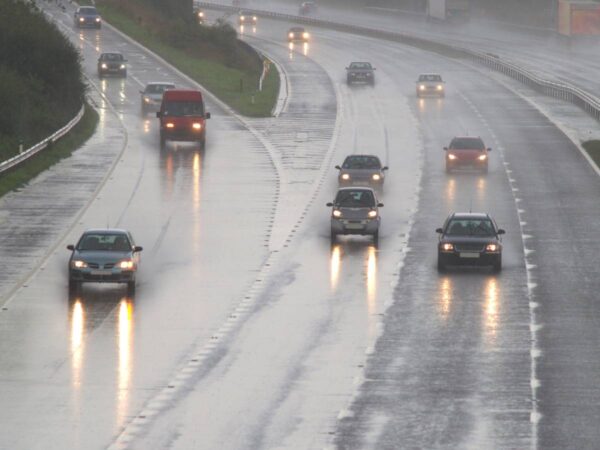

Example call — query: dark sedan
[436,212,505,272]
[98,52,127,78]
[335,154,387,190]
[346,62,375,85]
[67,229,143,293]
[74,6,101,28]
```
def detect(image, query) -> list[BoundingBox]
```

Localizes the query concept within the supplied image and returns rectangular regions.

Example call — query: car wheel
[347,77,352,85]
[127,280,136,295]
[330,231,337,246]
[437,254,446,272]
[373,231,379,247]
[445,164,452,174]
[160,134,166,150]
[68,278,80,293]
[492,256,502,273]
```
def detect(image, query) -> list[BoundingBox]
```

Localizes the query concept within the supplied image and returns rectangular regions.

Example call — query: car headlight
[368,210,378,218]
[341,173,350,180]
[437,85,443,90]
[95,17,101,22]
[253,16,257,20]
[192,123,202,130]
[332,210,342,218]
[372,173,381,181]
[289,32,294,38]
[240,15,245,20]
[478,154,487,161]
[119,260,135,270]
[72,260,87,269]
[144,97,151,103]
[120,64,126,69]
[448,154,457,160]
[79,17,85,22]
[303,32,309,39]
[166,123,175,128]
[441,243,454,252]
[101,63,107,69]
[486,243,499,252]
[419,84,425,90]
[198,12,204,17]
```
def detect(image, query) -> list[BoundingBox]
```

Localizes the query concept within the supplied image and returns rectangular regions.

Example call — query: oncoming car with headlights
[436,212,505,272]
[335,154,388,190]
[288,27,310,42]
[416,73,445,97]
[346,62,376,85]
[239,11,257,25]
[67,229,143,293]
[444,136,491,173]
[327,187,383,246]
[74,6,101,28]
[140,82,175,114]
[97,52,127,78]
[157,89,211,149]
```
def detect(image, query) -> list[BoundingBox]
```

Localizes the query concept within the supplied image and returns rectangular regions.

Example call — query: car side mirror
[205,112,211,119]
[326,202,333,207]
[67,245,75,251]
[335,165,341,170]
[134,246,143,252]
[487,147,492,152]
[377,203,384,207]
[382,166,388,171]
[443,147,448,151]
[497,229,505,235]
[156,111,162,118]
[435,228,443,234]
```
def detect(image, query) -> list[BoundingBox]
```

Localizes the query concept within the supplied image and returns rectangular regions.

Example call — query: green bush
[0,0,85,161]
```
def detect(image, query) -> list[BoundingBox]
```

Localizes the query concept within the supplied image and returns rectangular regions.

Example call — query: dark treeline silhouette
[0,0,85,160]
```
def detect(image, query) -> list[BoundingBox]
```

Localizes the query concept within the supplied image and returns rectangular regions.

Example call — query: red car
[444,136,491,173]
[157,90,211,148]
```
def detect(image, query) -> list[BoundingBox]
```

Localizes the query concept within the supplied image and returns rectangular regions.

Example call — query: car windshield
[350,62,371,69]
[449,138,485,150]
[146,84,174,94]
[342,156,381,169]
[80,7,97,14]
[101,53,123,61]
[163,100,204,116]
[335,190,375,207]
[291,28,304,32]
[446,219,495,236]
[419,74,442,82]
[78,234,131,251]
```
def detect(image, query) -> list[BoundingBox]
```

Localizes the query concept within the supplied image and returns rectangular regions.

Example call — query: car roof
[290,27,305,31]
[79,6,98,12]
[162,89,203,101]
[419,73,442,76]
[449,212,491,220]
[83,228,130,235]
[146,82,175,87]
[336,186,376,193]
[100,52,123,57]
[344,154,381,160]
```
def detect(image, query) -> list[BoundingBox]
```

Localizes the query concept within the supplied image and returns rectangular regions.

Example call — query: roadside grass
[96,3,279,117]
[582,140,600,168]
[0,104,98,199]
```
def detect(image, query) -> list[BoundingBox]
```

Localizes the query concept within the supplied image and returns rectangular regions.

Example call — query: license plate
[459,252,480,258]
[90,270,111,276]
[346,223,364,230]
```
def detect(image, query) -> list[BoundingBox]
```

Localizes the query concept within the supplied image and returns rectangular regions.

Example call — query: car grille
[454,243,485,252]
[86,262,115,269]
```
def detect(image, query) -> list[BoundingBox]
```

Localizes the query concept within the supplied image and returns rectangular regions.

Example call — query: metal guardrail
[198,1,600,123]
[0,104,85,175]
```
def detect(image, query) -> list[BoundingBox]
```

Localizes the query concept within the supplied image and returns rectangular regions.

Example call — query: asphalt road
[0,2,599,449]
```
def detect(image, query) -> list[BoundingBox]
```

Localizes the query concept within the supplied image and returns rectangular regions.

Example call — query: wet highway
[1,2,599,449]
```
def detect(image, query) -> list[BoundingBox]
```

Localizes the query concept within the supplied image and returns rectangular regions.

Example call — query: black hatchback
[436,212,505,272]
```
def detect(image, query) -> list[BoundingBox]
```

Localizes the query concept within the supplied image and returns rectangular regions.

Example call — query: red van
[156,90,211,148]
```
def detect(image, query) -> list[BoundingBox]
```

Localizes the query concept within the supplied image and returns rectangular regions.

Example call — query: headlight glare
[73,260,87,268]
[289,32,294,38]
[478,154,487,160]
[101,63,107,69]
[486,243,499,252]
[119,260,134,270]
[419,84,425,90]
[368,210,378,218]
[372,173,381,181]
[448,154,457,160]
[120,64,126,69]
[442,243,454,252]
[303,32,309,38]
[341,173,350,180]
[166,123,175,128]
[332,210,342,218]
[192,123,202,130]
[437,85,443,90]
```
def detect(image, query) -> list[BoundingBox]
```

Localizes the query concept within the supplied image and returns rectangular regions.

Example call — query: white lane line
[459,90,540,450]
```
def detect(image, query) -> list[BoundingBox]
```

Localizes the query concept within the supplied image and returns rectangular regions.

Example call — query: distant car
[98,52,127,78]
[238,11,257,25]
[195,8,205,23]
[444,136,491,173]
[67,229,143,293]
[140,82,175,114]
[299,1,317,15]
[288,27,310,42]
[416,73,445,97]
[327,187,383,246]
[335,155,388,190]
[346,61,376,85]
[436,212,505,272]
[74,6,101,28]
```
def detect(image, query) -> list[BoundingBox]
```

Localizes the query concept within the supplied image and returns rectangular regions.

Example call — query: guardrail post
[18,140,23,154]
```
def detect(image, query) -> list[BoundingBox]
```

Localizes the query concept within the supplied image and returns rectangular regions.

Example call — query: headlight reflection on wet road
[117,297,134,429]
[330,244,342,291]
[437,276,452,320]
[484,277,499,343]
[70,299,85,390]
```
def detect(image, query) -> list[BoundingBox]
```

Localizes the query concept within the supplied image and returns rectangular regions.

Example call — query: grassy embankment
[581,140,600,168]
[95,0,279,117]
[0,105,98,198]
